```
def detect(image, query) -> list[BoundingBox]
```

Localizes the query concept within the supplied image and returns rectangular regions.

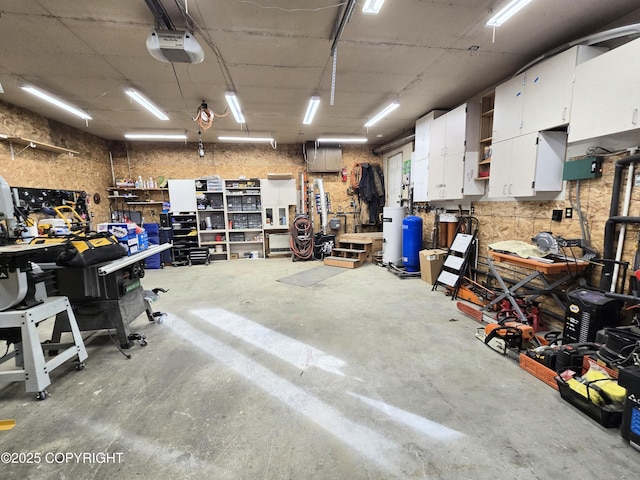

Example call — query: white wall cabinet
[494,45,604,143]
[427,103,480,201]
[412,110,445,201]
[488,131,567,198]
[569,38,640,143]
[261,177,296,230]
[261,178,297,207]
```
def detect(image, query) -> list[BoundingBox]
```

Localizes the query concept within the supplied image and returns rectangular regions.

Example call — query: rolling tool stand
[48,244,171,351]
[0,244,88,400]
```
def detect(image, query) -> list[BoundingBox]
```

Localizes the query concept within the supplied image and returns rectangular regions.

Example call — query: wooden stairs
[323,239,371,269]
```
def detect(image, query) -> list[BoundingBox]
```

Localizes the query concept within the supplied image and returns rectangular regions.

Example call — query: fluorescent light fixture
[364,101,399,128]
[303,96,321,125]
[124,133,187,140]
[317,137,368,144]
[20,85,92,120]
[125,88,169,120]
[362,0,385,14]
[225,92,245,124]
[218,136,274,143]
[486,0,533,27]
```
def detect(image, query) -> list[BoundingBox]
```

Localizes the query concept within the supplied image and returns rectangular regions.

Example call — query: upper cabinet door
[569,38,640,143]
[523,50,576,133]
[524,45,605,134]
[443,104,467,157]
[493,73,525,143]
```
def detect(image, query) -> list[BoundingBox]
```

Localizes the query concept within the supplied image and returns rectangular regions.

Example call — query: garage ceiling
[1,0,640,147]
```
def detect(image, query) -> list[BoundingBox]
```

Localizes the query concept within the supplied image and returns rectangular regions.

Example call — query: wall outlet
[565,207,573,218]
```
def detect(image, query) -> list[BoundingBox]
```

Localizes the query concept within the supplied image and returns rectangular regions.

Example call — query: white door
[386,152,403,207]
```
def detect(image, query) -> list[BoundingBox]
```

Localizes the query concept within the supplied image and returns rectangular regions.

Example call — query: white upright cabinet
[427,103,480,200]
[489,131,567,198]
[569,38,640,143]
[412,110,445,201]
[261,178,296,229]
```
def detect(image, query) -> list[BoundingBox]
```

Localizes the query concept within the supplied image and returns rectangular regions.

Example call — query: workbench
[482,250,590,325]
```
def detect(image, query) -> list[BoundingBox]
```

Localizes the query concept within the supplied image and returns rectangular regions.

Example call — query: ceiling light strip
[362,0,386,14]
[486,0,533,27]
[317,137,367,144]
[218,136,274,143]
[364,101,399,128]
[303,96,321,125]
[125,88,169,121]
[225,92,245,124]
[330,49,338,106]
[124,133,187,140]
[20,85,92,120]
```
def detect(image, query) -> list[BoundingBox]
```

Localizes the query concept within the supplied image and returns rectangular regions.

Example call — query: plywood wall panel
[0,101,112,226]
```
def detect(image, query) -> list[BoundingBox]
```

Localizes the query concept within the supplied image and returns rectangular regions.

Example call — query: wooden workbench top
[488,250,589,275]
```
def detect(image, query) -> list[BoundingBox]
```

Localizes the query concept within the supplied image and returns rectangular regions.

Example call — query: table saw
[45,243,172,349]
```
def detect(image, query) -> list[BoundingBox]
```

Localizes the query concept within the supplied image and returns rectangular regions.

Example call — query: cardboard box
[137,231,149,251]
[97,222,137,240]
[419,249,448,284]
[118,236,138,256]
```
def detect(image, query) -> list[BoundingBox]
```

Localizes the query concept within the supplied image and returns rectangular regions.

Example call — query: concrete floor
[1,257,640,479]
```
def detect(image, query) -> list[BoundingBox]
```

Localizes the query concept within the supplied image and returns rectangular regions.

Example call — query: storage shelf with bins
[195,182,228,259]
[225,179,264,259]
[478,91,495,180]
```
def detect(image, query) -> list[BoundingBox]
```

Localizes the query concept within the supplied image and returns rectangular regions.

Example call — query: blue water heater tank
[402,215,423,272]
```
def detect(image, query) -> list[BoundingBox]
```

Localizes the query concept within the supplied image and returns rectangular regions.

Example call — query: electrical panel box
[562,156,603,181]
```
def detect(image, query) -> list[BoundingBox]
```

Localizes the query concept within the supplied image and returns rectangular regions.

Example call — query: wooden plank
[488,251,589,275]
[7,136,79,155]
[323,256,362,269]
[332,247,366,254]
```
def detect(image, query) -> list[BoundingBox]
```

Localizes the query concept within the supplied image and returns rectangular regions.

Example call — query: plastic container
[401,215,423,272]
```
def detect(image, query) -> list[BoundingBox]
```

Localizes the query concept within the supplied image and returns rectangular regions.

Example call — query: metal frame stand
[0,296,88,399]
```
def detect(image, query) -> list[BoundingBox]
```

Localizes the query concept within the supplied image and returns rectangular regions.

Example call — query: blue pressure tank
[402,215,423,272]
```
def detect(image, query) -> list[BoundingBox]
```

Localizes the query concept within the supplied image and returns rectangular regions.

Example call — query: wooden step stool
[323,239,371,269]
